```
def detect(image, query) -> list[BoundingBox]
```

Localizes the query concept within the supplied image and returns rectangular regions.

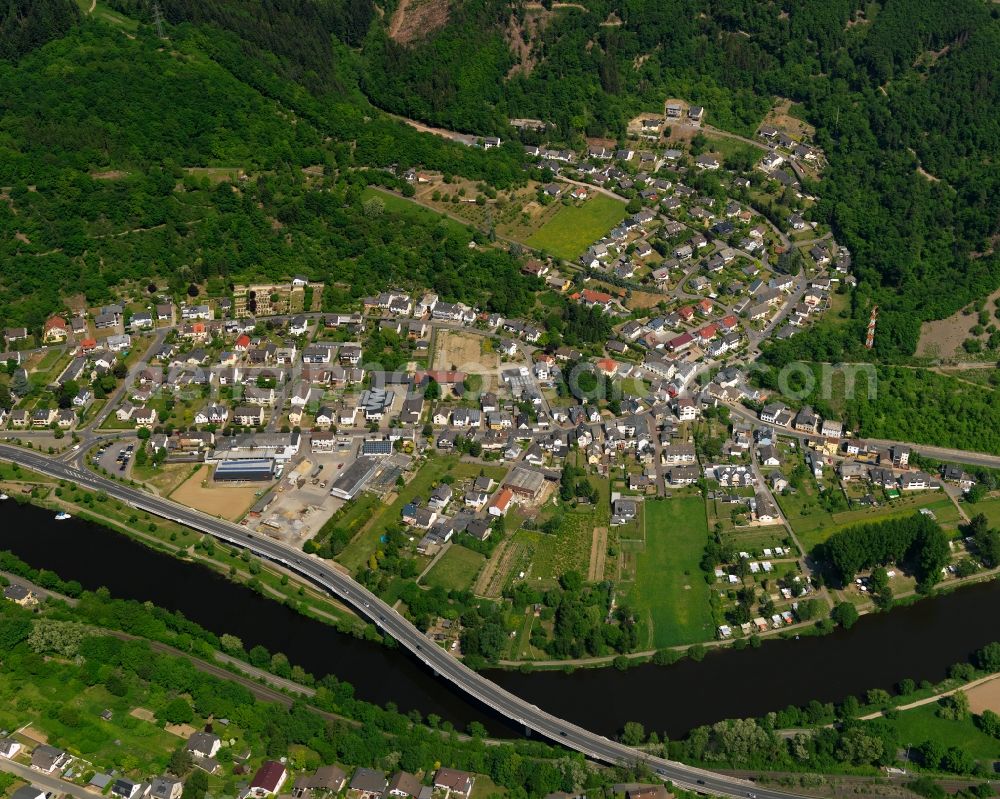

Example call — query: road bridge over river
[1,443,811,799]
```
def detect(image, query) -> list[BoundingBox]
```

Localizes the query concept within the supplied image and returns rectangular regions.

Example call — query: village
[0,706,483,799]
[0,99,991,663]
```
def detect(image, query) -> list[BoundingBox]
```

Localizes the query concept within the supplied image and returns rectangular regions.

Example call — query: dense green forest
[0,11,533,327]
[0,0,78,60]
[1,0,999,357]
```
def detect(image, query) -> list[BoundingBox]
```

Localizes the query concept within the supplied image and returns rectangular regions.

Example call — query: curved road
[0,443,809,799]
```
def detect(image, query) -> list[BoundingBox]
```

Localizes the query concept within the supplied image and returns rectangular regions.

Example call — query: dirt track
[588,526,608,581]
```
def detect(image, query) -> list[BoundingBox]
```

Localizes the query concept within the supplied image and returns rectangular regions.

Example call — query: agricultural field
[525,194,626,261]
[422,544,485,592]
[625,497,715,648]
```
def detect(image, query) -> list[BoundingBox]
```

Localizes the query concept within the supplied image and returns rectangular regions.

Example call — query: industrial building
[210,432,301,463]
[329,456,381,500]
[214,458,275,482]
[503,466,546,499]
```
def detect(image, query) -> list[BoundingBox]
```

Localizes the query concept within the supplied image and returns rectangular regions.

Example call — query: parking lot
[92,439,137,476]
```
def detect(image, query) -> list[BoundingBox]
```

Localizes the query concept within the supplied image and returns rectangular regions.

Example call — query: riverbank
[1,479,370,635]
[8,473,1000,684]
[6,499,1000,740]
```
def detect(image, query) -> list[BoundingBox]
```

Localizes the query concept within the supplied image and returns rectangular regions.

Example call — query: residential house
[133,407,157,428]
[890,445,910,468]
[900,472,932,491]
[43,316,70,343]
[111,779,144,799]
[246,762,287,798]
[31,745,68,773]
[293,766,347,797]
[434,768,475,799]
[386,771,423,798]
[0,739,22,759]
[349,768,388,799]
[233,406,265,427]
[793,406,819,433]
[148,775,182,799]
[820,419,843,438]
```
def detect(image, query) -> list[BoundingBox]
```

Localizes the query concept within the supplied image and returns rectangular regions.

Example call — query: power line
[151,0,166,39]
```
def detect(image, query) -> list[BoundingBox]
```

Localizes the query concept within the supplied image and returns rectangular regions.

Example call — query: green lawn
[792,494,959,552]
[703,134,764,166]
[628,497,715,648]
[884,703,1000,760]
[525,194,626,261]
[422,544,485,592]
[361,188,473,238]
[966,495,1000,529]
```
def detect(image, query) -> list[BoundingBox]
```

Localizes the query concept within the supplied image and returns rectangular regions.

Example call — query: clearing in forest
[389,0,450,45]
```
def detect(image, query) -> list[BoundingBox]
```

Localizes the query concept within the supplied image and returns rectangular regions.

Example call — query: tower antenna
[151,1,166,39]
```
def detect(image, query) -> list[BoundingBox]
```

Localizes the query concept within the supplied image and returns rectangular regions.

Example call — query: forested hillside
[0,7,536,328]
[1,0,998,357]
[0,0,78,60]
[357,0,1000,358]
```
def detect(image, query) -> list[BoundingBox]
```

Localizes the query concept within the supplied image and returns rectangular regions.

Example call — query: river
[5,501,1000,740]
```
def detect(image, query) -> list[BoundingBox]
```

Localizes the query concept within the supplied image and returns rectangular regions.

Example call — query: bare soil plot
[916,286,1000,358]
[170,465,262,521]
[165,723,197,738]
[760,97,815,140]
[966,675,1000,714]
[434,330,498,375]
[19,726,48,744]
[588,525,608,581]
[129,707,155,722]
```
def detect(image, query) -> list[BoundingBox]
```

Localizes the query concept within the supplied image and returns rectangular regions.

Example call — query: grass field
[361,188,473,238]
[525,194,626,261]
[783,491,960,553]
[627,497,715,648]
[884,703,1000,760]
[965,495,1000,528]
[703,134,763,167]
[422,544,485,592]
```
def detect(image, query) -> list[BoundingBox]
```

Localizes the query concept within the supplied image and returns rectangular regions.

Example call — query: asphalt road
[726,402,1000,470]
[0,443,810,799]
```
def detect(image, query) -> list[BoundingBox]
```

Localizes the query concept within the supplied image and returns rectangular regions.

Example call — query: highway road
[0,443,811,799]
